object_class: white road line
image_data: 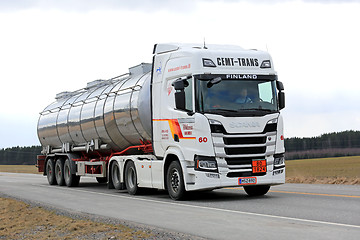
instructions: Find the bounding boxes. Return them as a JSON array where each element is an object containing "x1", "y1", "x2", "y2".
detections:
[{"x1": 36, "y1": 184, "x2": 360, "y2": 229}]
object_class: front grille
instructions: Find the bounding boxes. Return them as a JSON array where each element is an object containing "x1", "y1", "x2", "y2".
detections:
[
  {"x1": 225, "y1": 146, "x2": 266, "y2": 155},
  {"x1": 225, "y1": 157, "x2": 252, "y2": 166},
  {"x1": 224, "y1": 136, "x2": 266, "y2": 145},
  {"x1": 211, "y1": 122, "x2": 277, "y2": 178}
]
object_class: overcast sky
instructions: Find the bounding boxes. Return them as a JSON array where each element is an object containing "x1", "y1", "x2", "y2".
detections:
[{"x1": 1, "y1": 0, "x2": 360, "y2": 148}]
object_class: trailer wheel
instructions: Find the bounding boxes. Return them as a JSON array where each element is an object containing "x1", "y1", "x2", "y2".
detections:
[
  {"x1": 111, "y1": 161, "x2": 122, "y2": 190},
  {"x1": 55, "y1": 159, "x2": 65, "y2": 186},
  {"x1": 243, "y1": 185, "x2": 270, "y2": 197},
  {"x1": 167, "y1": 161, "x2": 186, "y2": 200},
  {"x1": 125, "y1": 161, "x2": 139, "y2": 195},
  {"x1": 46, "y1": 159, "x2": 56, "y2": 185},
  {"x1": 64, "y1": 159, "x2": 80, "y2": 187}
]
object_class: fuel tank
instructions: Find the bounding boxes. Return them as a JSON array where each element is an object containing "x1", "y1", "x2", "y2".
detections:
[{"x1": 37, "y1": 63, "x2": 152, "y2": 152}]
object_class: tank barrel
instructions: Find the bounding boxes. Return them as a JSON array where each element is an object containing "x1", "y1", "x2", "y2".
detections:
[{"x1": 37, "y1": 63, "x2": 152, "y2": 152}]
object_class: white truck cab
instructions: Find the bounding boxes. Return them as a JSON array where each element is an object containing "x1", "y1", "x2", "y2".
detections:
[{"x1": 151, "y1": 43, "x2": 285, "y2": 199}]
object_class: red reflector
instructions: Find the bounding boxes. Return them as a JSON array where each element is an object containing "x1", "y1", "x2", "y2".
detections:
[{"x1": 280, "y1": 135, "x2": 284, "y2": 140}]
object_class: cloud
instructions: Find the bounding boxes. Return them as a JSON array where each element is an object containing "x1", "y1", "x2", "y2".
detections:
[
  {"x1": 0, "y1": 0, "x2": 359, "y2": 13},
  {"x1": 0, "y1": 0, "x2": 196, "y2": 12}
]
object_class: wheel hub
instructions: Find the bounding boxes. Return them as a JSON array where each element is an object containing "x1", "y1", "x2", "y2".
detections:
[{"x1": 170, "y1": 169, "x2": 180, "y2": 192}]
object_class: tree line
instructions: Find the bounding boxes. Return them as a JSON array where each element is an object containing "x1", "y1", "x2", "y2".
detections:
[
  {"x1": 0, "y1": 146, "x2": 42, "y2": 165},
  {"x1": 1, "y1": 130, "x2": 360, "y2": 164},
  {"x1": 285, "y1": 130, "x2": 360, "y2": 160}
]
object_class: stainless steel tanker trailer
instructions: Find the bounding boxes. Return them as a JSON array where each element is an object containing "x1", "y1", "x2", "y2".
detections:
[{"x1": 37, "y1": 43, "x2": 286, "y2": 200}]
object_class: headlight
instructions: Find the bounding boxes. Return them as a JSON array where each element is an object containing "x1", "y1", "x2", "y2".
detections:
[
  {"x1": 209, "y1": 119, "x2": 226, "y2": 134},
  {"x1": 195, "y1": 155, "x2": 218, "y2": 172},
  {"x1": 274, "y1": 154, "x2": 285, "y2": 169}
]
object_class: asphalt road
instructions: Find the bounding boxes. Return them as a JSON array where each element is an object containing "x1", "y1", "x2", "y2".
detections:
[{"x1": 1, "y1": 172, "x2": 359, "y2": 240}]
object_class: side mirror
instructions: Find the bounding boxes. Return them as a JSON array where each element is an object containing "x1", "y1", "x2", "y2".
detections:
[
  {"x1": 172, "y1": 76, "x2": 190, "y2": 90},
  {"x1": 172, "y1": 77, "x2": 190, "y2": 111},
  {"x1": 278, "y1": 91, "x2": 285, "y2": 110},
  {"x1": 276, "y1": 81, "x2": 284, "y2": 91},
  {"x1": 175, "y1": 91, "x2": 186, "y2": 110}
]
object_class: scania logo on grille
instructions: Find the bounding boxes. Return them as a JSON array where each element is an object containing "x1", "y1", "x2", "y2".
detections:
[{"x1": 229, "y1": 122, "x2": 260, "y2": 128}]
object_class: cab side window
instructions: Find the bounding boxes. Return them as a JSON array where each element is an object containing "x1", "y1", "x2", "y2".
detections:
[{"x1": 184, "y1": 79, "x2": 193, "y2": 111}]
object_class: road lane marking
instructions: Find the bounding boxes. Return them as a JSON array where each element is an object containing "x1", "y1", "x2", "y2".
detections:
[
  {"x1": 226, "y1": 187, "x2": 360, "y2": 198},
  {"x1": 36, "y1": 184, "x2": 360, "y2": 229},
  {"x1": 269, "y1": 190, "x2": 360, "y2": 198}
]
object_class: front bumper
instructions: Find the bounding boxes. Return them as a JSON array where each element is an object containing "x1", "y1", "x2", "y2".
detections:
[{"x1": 185, "y1": 165, "x2": 285, "y2": 191}]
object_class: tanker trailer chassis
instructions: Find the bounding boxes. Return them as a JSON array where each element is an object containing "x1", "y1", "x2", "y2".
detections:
[{"x1": 37, "y1": 140, "x2": 153, "y2": 188}]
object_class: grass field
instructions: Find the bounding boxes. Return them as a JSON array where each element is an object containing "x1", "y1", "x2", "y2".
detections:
[
  {"x1": 0, "y1": 165, "x2": 40, "y2": 174},
  {"x1": 285, "y1": 156, "x2": 360, "y2": 184}
]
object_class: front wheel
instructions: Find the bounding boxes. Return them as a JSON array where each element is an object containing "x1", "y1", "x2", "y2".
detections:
[
  {"x1": 243, "y1": 185, "x2": 270, "y2": 196},
  {"x1": 167, "y1": 161, "x2": 186, "y2": 200}
]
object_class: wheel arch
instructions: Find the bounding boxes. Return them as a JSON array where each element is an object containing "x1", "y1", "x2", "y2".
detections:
[
  {"x1": 163, "y1": 147, "x2": 186, "y2": 190},
  {"x1": 44, "y1": 153, "x2": 80, "y2": 175},
  {"x1": 59, "y1": 153, "x2": 79, "y2": 174},
  {"x1": 163, "y1": 154, "x2": 179, "y2": 190}
]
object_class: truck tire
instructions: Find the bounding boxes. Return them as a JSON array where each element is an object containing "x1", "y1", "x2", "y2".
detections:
[
  {"x1": 243, "y1": 185, "x2": 270, "y2": 196},
  {"x1": 64, "y1": 159, "x2": 80, "y2": 187},
  {"x1": 125, "y1": 161, "x2": 139, "y2": 195},
  {"x1": 167, "y1": 161, "x2": 186, "y2": 200},
  {"x1": 55, "y1": 159, "x2": 65, "y2": 186},
  {"x1": 111, "y1": 161, "x2": 122, "y2": 190},
  {"x1": 46, "y1": 159, "x2": 56, "y2": 185}
]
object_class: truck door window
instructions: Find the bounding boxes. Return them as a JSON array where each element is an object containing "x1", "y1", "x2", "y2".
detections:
[
  {"x1": 184, "y1": 78, "x2": 193, "y2": 111},
  {"x1": 258, "y1": 81, "x2": 273, "y2": 103}
]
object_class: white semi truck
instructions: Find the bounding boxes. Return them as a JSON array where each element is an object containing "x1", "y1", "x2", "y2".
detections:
[{"x1": 37, "y1": 43, "x2": 286, "y2": 200}]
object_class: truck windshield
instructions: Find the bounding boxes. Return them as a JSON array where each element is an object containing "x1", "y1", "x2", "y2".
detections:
[{"x1": 195, "y1": 76, "x2": 278, "y2": 116}]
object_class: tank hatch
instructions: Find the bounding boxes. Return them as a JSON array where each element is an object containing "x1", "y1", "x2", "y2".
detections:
[{"x1": 129, "y1": 63, "x2": 152, "y2": 76}]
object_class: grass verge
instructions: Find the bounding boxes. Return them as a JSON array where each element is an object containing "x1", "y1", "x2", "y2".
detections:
[
  {"x1": 0, "y1": 196, "x2": 152, "y2": 240},
  {"x1": 286, "y1": 156, "x2": 360, "y2": 184}
]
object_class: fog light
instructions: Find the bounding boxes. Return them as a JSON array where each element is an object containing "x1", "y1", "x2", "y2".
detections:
[
  {"x1": 274, "y1": 154, "x2": 285, "y2": 170},
  {"x1": 274, "y1": 157, "x2": 284, "y2": 166}
]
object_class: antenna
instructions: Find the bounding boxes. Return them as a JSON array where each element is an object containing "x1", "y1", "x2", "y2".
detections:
[{"x1": 203, "y1": 38, "x2": 208, "y2": 49}]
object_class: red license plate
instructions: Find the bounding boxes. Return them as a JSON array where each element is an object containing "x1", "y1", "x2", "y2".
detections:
[{"x1": 252, "y1": 159, "x2": 267, "y2": 173}]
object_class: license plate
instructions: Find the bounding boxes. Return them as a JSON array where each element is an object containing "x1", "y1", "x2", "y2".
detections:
[
  {"x1": 252, "y1": 159, "x2": 267, "y2": 173},
  {"x1": 238, "y1": 177, "x2": 257, "y2": 185}
]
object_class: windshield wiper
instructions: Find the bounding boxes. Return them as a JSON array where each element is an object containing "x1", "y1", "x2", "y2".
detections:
[{"x1": 240, "y1": 108, "x2": 275, "y2": 112}]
